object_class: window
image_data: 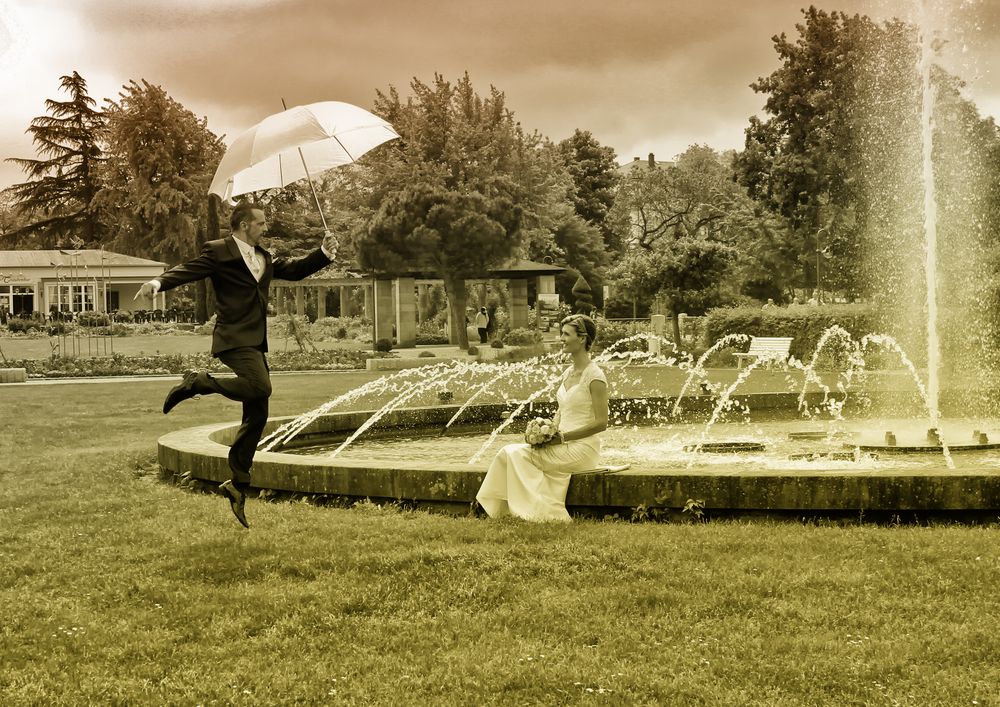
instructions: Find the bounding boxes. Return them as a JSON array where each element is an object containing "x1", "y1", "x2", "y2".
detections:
[
  {"x1": 46, "y1": 283, "x2": 95, "y2": 313},
  {"x1": 1, "y1": 284, "x2": 36, "y2": 316}
]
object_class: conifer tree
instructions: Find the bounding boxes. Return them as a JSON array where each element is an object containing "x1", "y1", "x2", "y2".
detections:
[{"x1": 3, "y1": 71, "x2": 106, "y2": 247}]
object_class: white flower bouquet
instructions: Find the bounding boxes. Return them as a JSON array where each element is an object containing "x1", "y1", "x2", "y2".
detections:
[{"x1": 524, "y1": 414, "x2": 561, "y2": 447}]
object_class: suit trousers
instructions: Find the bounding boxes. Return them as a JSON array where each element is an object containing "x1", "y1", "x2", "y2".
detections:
[{"x1": 202, "y1": 347, "x2": 272, "y2": 488}]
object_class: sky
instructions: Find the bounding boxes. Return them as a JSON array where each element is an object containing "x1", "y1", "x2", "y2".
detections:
[{"x1": 0, "y1": 0, "x2": 998, "y2": 192}]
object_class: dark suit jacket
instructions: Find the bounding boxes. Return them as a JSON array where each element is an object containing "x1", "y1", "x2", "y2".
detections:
[{"x1": 156, "y1": 236, "x2": 331, "y2": 355}]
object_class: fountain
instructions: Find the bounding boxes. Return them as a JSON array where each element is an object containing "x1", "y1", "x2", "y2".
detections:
[{"x1": 158, "y1": 1, "x2": 1000, "y2": 517}]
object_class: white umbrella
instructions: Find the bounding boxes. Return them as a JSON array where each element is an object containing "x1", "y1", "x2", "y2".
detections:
[{"x1": 208, "y1": 100, "x2": 399, "y2": 228}]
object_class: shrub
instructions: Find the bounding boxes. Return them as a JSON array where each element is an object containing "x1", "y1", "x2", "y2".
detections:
[
  {"x1": 92, "y1": 323, "x2": 131, "y2": 337},
  {"x1": 503, "y1": 327, "x2": 543, "y2": 347},
  {"x1": 375, "y1": 338, "x2": 393, "y2": 352},
  {"x1": 7, "y1": 317, "x2": 47, "y2": 334},
  {"x1": 490, "y1": 338, "x2": 504, "y2": 349},
  {"x1": 310, "y1": 316, "x2": 371, "y2": 343},
  {"x1": 415, "y1": 319, "x2": 448, "y2": 345},
  {"x1": 193, "y1": 315, "x2": 217, "y2": 336},
  {"x1": 418, "y1": 350, "x2": 436, "y2": 358},
  {"x1": 467, "y1": 345, "x2": 479, "y2": 356},
  {"x1": 76, "y1": 312, "x2": 111, "y2": 327},
  {"x1": 594, "y1": 319, "x2": 647, "y2": 354}
]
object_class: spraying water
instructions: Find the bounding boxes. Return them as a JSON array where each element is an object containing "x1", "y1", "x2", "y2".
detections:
[{"x1": 918, "y1": 0, "x2": 944, "y2": 435}]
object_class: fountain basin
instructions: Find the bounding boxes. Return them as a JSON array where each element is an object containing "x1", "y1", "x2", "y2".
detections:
[{"x1": 158, "y1": 402, "x2": 1000, "y2": 516}]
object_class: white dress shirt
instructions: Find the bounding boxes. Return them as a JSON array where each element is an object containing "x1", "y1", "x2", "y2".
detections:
[{"x1": 233, "y1": 236, "x2": 264, "y2": 281}]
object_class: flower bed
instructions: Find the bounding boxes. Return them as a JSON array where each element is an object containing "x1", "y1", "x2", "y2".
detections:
[{"x1": 8, "y1": 349, "x2": 381, "y2": 378}]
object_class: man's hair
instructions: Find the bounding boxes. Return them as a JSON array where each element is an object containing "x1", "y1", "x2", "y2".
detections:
[
  {"x1": 560, "y1": 314, "x2": 598, "y2": 351},
  {"x1": 230, "y1": 202, "x2": 260, "y2": 232}
]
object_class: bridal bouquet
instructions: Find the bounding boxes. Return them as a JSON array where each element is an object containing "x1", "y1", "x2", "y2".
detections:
[{"x1": 524, "y1": 414, "x2": 560, "y2": 447}]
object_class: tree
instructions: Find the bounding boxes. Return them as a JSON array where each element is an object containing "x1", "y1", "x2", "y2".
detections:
[
  {"x1": 734, "y1": 8, "x2": 918, "y2": 297},
  {"x1": 0, "y1": 191, "x2": 30, "y2": 243},
  {"x1": 96, "y1": 79, "x2": 223, "y2": 263},
  {"x1": 558, "y1": 129, "x2": 621, "y2": 256},
  {"x1": 361, "y1": 185, "x2": 521, "y2": 346},
  {"x1": 3, "y1": 71, "x2": 106, "y2": 247},
  {"x1": 544, "y1": 205, "x2": 608, "y2": 308},
  {"x1": 608, "y1": 239, "x2": 734, "y2": 344},
  {"x1": 571, "y1": 273, "x2": 595, "y2": 315},
  {"x1": 734, "y1": 3, "x2": 1000, "y2": 383},
  {"x1": 611, "y1": 145, "x2": 760, "y2": 252},
  {"x1": 353, "y1": 73, "x2": 552, "y2": 348},
  {"x1": 605, "y1": 145, "x2": 757, "y2": 334}
]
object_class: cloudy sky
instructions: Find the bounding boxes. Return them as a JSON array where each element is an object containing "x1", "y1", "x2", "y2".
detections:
[{"x1": 0, "y1": 0, "x2": 997, "y2": 191}]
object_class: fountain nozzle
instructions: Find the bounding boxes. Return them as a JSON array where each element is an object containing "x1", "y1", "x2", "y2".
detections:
[
  {"x1": 927, "y1": 428, "x2": 941, "y2": 446},
  {"x1": 884, "y1": 431, "x2": 896, "y2": 447}
]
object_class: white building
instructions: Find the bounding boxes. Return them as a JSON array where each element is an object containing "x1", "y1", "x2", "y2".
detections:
[{"x1": 0, "y1": 249, "x2": 167, "y2": 317}]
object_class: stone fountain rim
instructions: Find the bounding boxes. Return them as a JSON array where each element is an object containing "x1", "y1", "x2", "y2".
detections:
[{"x1": 157, "y1": 404, "x2": 1000, "y2": 513}]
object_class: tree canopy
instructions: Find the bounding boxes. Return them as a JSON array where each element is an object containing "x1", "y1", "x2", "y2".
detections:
[
  {"x1": 95, "y1": 79, "x2": 223, "y2": 262},
  {"x1": 3, "y1": 71, "x2": 106, "y2": 247},
  {"x1": 558, "y1": 129, "x2": 621, "y2": 257},
  {"x1": 353, "y1": 73, "x2": 553, "y2": 347}
]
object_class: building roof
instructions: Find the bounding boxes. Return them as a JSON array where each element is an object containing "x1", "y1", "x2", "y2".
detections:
[
  {"x1": 618, "y1": 154, "x2": 674, "y2": 177},
  {"x1": 0, "y1": 249, "x2": 167, "y2": 268}
]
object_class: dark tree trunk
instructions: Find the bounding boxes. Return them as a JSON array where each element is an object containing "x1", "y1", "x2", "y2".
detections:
[{"x1": 445, "y1": 276, "x2": 469, "y2": 349}]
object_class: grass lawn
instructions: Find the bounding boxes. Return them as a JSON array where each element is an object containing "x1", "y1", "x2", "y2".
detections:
[{"x1": 1, "y1": 375, "x2": 998, "y2": 705}]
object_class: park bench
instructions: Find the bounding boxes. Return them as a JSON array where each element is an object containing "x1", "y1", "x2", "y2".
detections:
[{"x1": 734, "y1": 336, "x2": 793, "y2": 369}]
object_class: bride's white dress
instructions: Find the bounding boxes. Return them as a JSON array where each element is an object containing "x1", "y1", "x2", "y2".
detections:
[{"x1": 476, "y1": 362, "x2": 606, "y2": 521}]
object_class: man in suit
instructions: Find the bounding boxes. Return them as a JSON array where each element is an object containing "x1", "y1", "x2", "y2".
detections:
[{"x1": 135, "y1": 202, "x2": 337, "y2": 528}]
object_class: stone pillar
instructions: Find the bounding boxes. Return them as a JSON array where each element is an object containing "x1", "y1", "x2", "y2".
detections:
[
  {"x1": 509, "y1": 278, "x2": 529, "y2": 330},
  {"x1": 294, "y1": 286, "x2": 305, "y2": 316},
  {"x1": 416, "y1": 284, "x2": 427, "y2": 324},
  {"x1": 363, "y1": 283, "x2": 373, "y2": 320},
  {"x1": 394, "y1": 277, "x2": 417, "y2": 348},
  {"x1": 317, "y1": 286, "x2": 327, "y2": 319},
  {"x1": 340, "y1": 286, "x2": 353, "y2": 317},
  {"x1": 374, "y1": 279, "x2": 394, "y2": 342},
  {"x1": 650, "y1": 314, "x2": 666, "y2": 356}
]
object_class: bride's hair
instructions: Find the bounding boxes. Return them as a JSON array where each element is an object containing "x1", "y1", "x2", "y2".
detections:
[{"x1": 561, "y1": 314, "x2": 597, "y2": 350}]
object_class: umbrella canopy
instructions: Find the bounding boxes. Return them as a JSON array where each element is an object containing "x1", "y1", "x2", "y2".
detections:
[{"x1": 208, "y1": 101, "x2": 399, "y2": 201}]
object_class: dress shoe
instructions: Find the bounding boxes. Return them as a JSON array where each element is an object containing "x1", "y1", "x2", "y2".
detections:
[
  {"x1": 219, "y1": 480, "x2": 249, "y2": 529},
  {"x1": 163, "y1": 370, "x2": 204, "y2": 414}
]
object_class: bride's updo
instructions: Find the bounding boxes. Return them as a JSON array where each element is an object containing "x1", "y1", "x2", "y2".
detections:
[{"x1": 561, "y1": 314, "x2": 597, "y2": 350}]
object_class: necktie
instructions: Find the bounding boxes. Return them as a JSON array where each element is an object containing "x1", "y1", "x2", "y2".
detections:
[{"x1": 248, "y1": 251, "x2": 261, "y2": 277}]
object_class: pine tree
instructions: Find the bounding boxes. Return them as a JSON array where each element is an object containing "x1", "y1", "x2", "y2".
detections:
[
  {"x1": 571, "y1": 274, "x2": 595, "y2": 315},
  {"x1": 3, "y1": 71, "x2": 106, "y2": 247}
]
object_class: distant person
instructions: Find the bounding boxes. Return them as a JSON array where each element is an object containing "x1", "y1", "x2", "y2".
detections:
[
  {"x1": 475, "y1": 306, "x2": 489, "y2": 344},
  {"x1": 808, "y1": 289, "x2": 820, "y2": 306},
  {"x1": 762, "y1": 298, "x2": 777, "y2": 310},
  {"x1": 134, "y1": 201, "x2": 336, "y2": 529}
]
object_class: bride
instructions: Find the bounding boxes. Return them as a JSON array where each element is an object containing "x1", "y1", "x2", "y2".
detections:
[{"x1": 476, "y1": 314, "x2": 608, "y2": 521}]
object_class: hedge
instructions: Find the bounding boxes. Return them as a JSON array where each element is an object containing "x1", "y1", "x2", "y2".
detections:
[{"x1": 702, "y1": 304, "x2": 882, "y2": 364}]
